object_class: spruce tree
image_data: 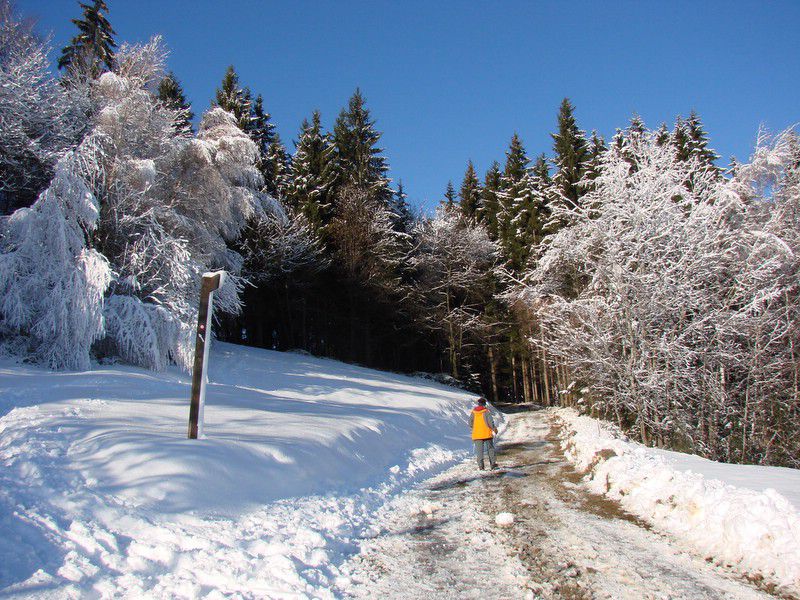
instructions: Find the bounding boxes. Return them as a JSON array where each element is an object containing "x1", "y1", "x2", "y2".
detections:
[
  {"x1": 333, "y1": 88, "x2": 392, "y2": 203},
  {"x1": 584, "y1": 131, "x2": 607, "y2": 193},
  {"x1": 215, "y1": 65, "x2": 251, "y2": 131},
  {"x1": 459, "y1": 160, "x2": 481, "y2": 221},
  {"x1": 551, "y1": 98, "x2": 590, "y2": 210},
  {"x1": 672, "y1": 117, "x2": 691, "y2": 162},
  {"x1": 388, "y1": 179, "x2": 413, "y2": 233},
  {"x1": 58, "y1": 0, "x2": 116, "y2": 79},
  {"x1": 287, "y1": 110, "x2": 337, "y2": 229},
  {"x1": 158, "y1": 72, "x2": 194, "y2": 136},
  {"x1": 265, "y1": 133, "x2": 291, "y2": 198},
  {"x1": 655, "y1": 123, "x2": 670, "y2": 146},
  {"x1": 498, "y1": 134, "x2": 543, "y2": 272},
  {"x1": 443, "y1": 180, "x2": 456, "y2": 210},
  {"x1": 478, "y1": 162, "x2": 502, "y2": 240},
  {"x1": 685, "y1": 111, "x2": 720, "y2": 175},
  {"x1": 249, "y1": 94, "x2": 276, "y2": 158}
]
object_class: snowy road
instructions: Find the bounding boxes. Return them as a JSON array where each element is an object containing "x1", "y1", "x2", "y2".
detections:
[{"x1": 339, "y1": 410, "x2": 774, "y2": 600}]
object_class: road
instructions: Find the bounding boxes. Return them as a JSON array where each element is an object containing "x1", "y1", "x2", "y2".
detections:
[{"x1": 339, "y1": 409, "x2": 774, "y2": 600}]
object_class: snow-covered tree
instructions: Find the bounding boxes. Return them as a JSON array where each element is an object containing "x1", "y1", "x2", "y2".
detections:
[
  {"x1": 85, "y1": 40, "x2": 263, "y2": 370},
  {"x1": 0, "y1": 1, "x2": 87, "y2": 212},
  {"x1": 516, "y1": 123, "x2": 800, "y2": 466},
  {"x1": 287, "y1": 110, "x2": 337, "y2": 231},
  {"x1": 0, "y1": 150, "x2": 111, "y2": 370},
  {"x1": 239, "y1": 207, "x2": 327, "y2": 284},
  {"x1": 411, "y1": 207, "x2": 498, "y2": 378},
  {"x1": 551, "y1": 97, "x2": 589, "y2": 211}
]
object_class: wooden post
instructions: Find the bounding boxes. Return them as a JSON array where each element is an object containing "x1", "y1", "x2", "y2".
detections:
[{"x1": 188, "y1": 271, "x2": 225, "y2": 439}]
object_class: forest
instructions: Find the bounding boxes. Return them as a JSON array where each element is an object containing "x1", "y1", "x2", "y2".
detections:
[{"x1": 1, "y1": 0, "x2": 799, "y2": 468}]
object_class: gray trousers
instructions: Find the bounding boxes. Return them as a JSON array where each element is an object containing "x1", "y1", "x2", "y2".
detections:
[{"x1": 474, "y1": 438, "x2": 496, "y2": 469}]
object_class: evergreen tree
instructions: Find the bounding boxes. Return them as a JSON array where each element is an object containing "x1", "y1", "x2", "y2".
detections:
[
  {"x1": 389, "y1": 179, "x2": 413, "y2": 232},
  {"x1": 531, "y1": 153, "x2": 550, "y2": 181},
  {"x1": 685, "y1": 111, "x2": 720, "y2": 175},
  {"x1": 265, "y1": 133, "x2": 291, "y2": 198},
  {"x1": 248, "y1": 94, "x2": 276, "y2": 158},
  {"x1": 332, "y1": 88, "x2": 392, "y2": 203},
  {"x1": 672, "y1": 117, "x2": 691, "y2": 162},
  {"x1": 214, "y1": 65, "x2": 251, "y2": 131},
  {"x1": 443, "y1": 180, "x2": 456, "y2": 209},
  {"x1": 655, "y1": 123, "x2": 671, "y2": 146},
  {"x1": 551, "y1": 97, "x2": 590, "y2": 210},
  {"x1": 498, "y1": 134, "x2": 543, "y2": 271},
  {"x1": 287, "y1": 110, "x2": 337, "y2": 229},
  {"x1": 478, "y1": 162, "x2": 502, "y2": 240},
  {"x1": 627, "y1": 115, "x2": 646, "y2": 139},
  {"x1": 58, "y1": 0, "x2": 116, "y2": 79},
  {"x1": 584, "y1": 131, "x2": 607, "y2": 185},
  {"x1": 459, "y1": 160, "x2": 481, "y2": 221},
  {"x1": 158, "y1": 72, "x2": 194, "y2": 136}
]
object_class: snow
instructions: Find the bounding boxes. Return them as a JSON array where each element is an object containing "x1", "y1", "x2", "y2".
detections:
[
  {"x1": 0, "y1": 342, "x2": 479, "y2": 597},
  {"x1": 495, "y1": 512, "x2": 514, "y2": 526},
  {"x1": 553, "y1": 407, "x2": 800, "y2": 597}
]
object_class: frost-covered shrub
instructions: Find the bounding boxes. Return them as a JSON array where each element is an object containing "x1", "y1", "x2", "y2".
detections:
[{"x1": 0, "y1": 152, "x2": 111, "y2": 369}]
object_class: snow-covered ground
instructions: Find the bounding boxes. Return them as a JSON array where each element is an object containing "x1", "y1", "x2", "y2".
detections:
[
  {"x1": 0, "y1": 342, "x2": 477, "y2": 598},
  {"x1": 3, "y1": 343, "x2": 798, "y2": 599},
  {"x1": 554, "y1": 407, "x2": 800, "y2": 597}
]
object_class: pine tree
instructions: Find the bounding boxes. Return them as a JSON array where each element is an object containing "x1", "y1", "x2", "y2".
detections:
[
  {"x1": 158, "y1": 72, "x2": 194, "y2": 136},
  {"x1": 333, "y1": 88, "x2": 392, "y2": 203},
  {"x1": 443, "y1": 180, "x2": 456, "y2": 210},
  {"x1": 215, "y1": 65, "x2": 251, "y2": 131},
  {"x1": 287, "y1": 110, "x2": 337, "y2": 229},
  {"x1": 551, "y1": 98, "x2": 590, "y2": 210},
  {"x1": 478, "y1": 162, "x2": 502, "y2": 240},
  {"x1": 459, "y1": 160, "x2": 481, "y2": 221},
  {"x1": 58, "y1": 0, "x2": 116, "y2": 79}
]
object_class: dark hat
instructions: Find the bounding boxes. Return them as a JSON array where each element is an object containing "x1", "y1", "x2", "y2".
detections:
[{"x1": 477, "y1": 396, "x2": 487, "y2": 405}]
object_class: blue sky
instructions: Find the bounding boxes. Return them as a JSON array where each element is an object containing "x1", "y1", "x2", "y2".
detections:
[{"x1": 19, "y1": 0, "x2": 800, "y2": 211}]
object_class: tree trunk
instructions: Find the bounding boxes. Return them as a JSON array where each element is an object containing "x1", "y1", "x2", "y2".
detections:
[
  {"x1": 511, "y1": 352, "x2": 518, "y2": 401},
  {"x1": 488, "y1": 345, "x2": 499, "y2": 403}
]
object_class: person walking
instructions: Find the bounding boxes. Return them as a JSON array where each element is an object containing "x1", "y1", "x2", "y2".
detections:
[{"x1": 470, "y1": 397, "x2": 498, "y2": 470}]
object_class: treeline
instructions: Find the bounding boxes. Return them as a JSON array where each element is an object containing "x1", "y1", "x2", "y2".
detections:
[{"x1": 1, "y1": 1, "x2": 799, "y2": 467}]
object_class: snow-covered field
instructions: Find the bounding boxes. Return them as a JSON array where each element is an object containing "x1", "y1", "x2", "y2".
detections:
[
  {"x1": 0, "y1": 342, "x2": 476, "y2": 598},
  {"x1": 554, "y1": 407, "x2": 800, "y2": 597}
]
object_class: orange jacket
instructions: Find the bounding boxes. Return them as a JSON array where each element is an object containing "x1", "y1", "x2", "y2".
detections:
[{"x1": 471, "y1": 406, "x2": 494, "y2": 440}]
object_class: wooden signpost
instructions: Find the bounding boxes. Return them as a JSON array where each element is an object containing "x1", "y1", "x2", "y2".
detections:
[{"x1": 188, "y1": 271, "x2": 226, "y2": 439}]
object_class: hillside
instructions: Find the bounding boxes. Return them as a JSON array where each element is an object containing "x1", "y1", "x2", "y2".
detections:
[{"x1": 0, "y1": 342, "x2": 475, "y2": 597}]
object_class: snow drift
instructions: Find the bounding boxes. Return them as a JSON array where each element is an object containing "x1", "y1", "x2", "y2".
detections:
[{"x1": 554, "y1": 407, "x2": 800, "y2": 596}]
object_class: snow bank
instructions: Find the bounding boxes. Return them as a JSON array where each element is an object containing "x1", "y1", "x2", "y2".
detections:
[
  {"x1": 0, "y1": 343, "x2": 476, "y2": 597},
  {"x1": 554, "y1": 407, "x2": 800, "y2": 596}
]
